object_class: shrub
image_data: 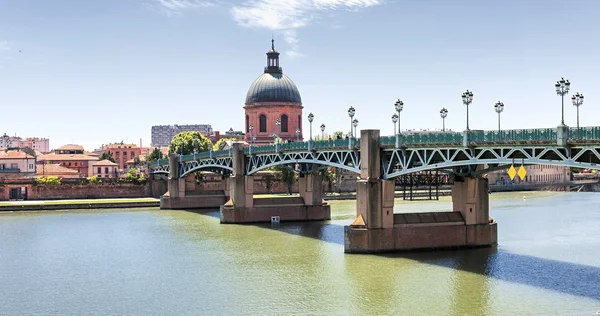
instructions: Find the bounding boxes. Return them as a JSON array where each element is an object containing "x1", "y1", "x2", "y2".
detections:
[
  {"x1": 35, "y1": 176, "x2": 62, "y2": 185},
  {"x1": 120, "y1": 169, "x2": 147, "y2": 185},
  {"x1": 87, "y1": 175, "x2": 102, "y2": 184}
]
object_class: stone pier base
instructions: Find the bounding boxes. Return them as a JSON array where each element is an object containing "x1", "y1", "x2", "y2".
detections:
[
  {"x1": 220, "y1": 197, "x2": 331, "y2": 224},
  {"x1": 344, "y1": 212, "x2": 497, "y2": 253},
  {"x1": 160, "y1": 193, "x2": 226, "y2": 210}
]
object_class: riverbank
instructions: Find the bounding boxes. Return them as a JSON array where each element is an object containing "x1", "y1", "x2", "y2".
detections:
[{"x1": 0, "y1": 198, "x2": 160, "y2": 212}]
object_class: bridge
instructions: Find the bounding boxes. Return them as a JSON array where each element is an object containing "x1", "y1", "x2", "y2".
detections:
[{"x1": 150, "y1": 126, "x2": 600, "y2": 253}]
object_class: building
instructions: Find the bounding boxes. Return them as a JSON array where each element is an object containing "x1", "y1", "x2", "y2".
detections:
[
  {"x1": 97, "y1": 143, "x2": 142, "y2": 171},
  {"x1": 244, "y1": 40, "x2": 303, "y2": 144},
  {"x1": 0, "y1": 149, "x2": 36, "y2": 178},
  {"x1": 488, "y1": 164, "x2": 571, "y2": 185},
  {"x1": 0, "y1": 134, "x2": 50, "y2": 153},
  {"x1": 151, "y1": 124, "x2": 213, "y2": 148},
  {"x1": 36, "y1": 163, "x2": 80, "y2": 179},
  {"x1": 92, "y1": 160, "x2": 119, "y2": 178},
  {"x1": 37, "y1": 144, "x2": 98, "y2": 177}
]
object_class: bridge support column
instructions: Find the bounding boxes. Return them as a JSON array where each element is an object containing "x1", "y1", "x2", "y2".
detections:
[
  {"x1": 160, "y1": 153, "x2": 228, "y2": 210},
  {"x1": 221, "y1": 143, "x2": 330, "y2": 224},
  {"x1": 345, "y1": 129, "x2": 497, "y2": 253}
]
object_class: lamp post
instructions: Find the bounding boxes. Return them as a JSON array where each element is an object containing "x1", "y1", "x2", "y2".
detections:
[
  {"x1": 494, "y1": 101, "x2": 504, "y2": 132},
  {"x1": 352, "y1": 118, "x2": 358, "y2": 139},
  {"x1": 392, "y1": 113, "x2": 398, "y2": 135},
  {"x1": 249, "y1": 124, "x2": 254, "y2": 145},
  {"x1": 307, "y1": 112, "x2": 314, "y2": 141},
  {"x1": 394, "y1": 99, "x2": 404, "y2": 147},
  {"x1": 461, "y1": 90, "x2": 474, "y2": 131},
  {"x1": 572, "y1": 92, "x2": 584, "y2": 130},
  {"x1": 440, "y1": 108, "x2": 448, "y2": 132},
  {"x1": 275, "y1": 118, "x2": 281, "y2": 140},
  {"x1": 320, "y1": 123, "x2": 326, "y2": 139},
  {"x1": 348, "y1": 106, "x2": 356, "y2": 149},
  {"x1": 295, "y1": 128, "x2": 301, "y2": 142},
  {"x1": 555, "y1": 77, "x2": 571, "y2": 126}
]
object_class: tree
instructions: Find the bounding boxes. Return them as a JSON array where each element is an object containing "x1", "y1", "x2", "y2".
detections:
[
  {"x1": 120, "y1": 169, "x2": 146, "y2": 184},
  {"x1": 332, "y1": 130, "x2": 344, "y2": 140},
  {"x1": 273, "y1": 165, "x2": 297, "y2": 195},
  {"x1": 87, "y1": 175, "x2": 102, "y2": 184},
  {"x1": 100, "y1": 151, "x2": 115, "y2": 163},
  {"x1": 212, "y1": 138, "x2": 237, "y2": 151},
  {"x1": 169, "y1": 131, "x2": 212, "y2": 155},
  {"x1": 147, "y1": 147, "x2": 163, "y2": 163}
]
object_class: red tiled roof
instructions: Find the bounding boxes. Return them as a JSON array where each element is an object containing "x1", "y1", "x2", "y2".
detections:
[
  {"x1": 38, "y1": 153, "x2": 99, "y2": 161},
  {"x1": 94, "y1": 159, "x2": 118, "y2": 166},
  {"x1": 35, "y1": 164, "x2": 79, "y2": 175},
  {"x1": 0, "y1": 150, "x2": 34, "y2": 159}
]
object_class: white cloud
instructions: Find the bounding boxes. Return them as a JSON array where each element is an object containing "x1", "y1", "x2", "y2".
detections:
[
  {"x1": 231, "y1": 0, "x2": 382, "y2": 57},
  {"x1": 0, "y1": 41, "x2": 9, "y2": 51},
  {"x1": 152, "y1": 0, "x2": 220, "y2": 15}
]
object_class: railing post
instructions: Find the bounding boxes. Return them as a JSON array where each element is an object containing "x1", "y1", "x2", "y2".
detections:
[
  {"x1": 210, "y1": 149, "x2": 214, "y2": 159},
  {"x1": 308, "y1": 139, "x2": 312, "y2": 151},
  {"x1": 463, "y1": 130, "x2": 471, "y2": 147},
  {"x1": 275, "y1": 142, "x2": 280, "y2": 153},
  {"x1": 557, "y1": 125, "x2": 569, "y2": 147}
]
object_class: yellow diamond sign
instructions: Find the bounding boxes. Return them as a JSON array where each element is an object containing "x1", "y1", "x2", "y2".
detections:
[
  {"x1": 508, "y1": 165, "x2": 517, "y2": 180},
  {"x1": 518, "y1": 165, "x2": 527, "y2": 181}
]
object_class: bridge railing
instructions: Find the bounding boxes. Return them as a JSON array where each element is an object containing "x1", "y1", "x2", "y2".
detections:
[
  {"x1": 471, "y1": 128, "x2": 557, "y2": 143},
  {"x1": 569, "y1": 126, "x2": 600, "y2": 140}
]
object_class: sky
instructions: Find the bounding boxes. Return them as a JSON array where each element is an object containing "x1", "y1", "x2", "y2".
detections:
[{"x1": 1, "y1": 0, "x2": 599, "y2": 150}]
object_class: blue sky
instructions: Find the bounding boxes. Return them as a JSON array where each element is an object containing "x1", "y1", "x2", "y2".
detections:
[{"x1": 1, "y1": 0, "x2": 599, "y2": 150}]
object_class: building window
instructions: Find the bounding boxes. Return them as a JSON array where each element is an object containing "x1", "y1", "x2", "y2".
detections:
[
  {"x1": 131, "y1": 151, "x2": 135, "y2": 157},
  {"x1": 281, "y1": 115, "x2": 288, "y2": 133},
  {"x1": 116, "y1": 152, "x2": 120, "y2": 158},
  {"x1": 259, "y1": 114, "x2": 267, "y2": 133},
  {"x1": 98, "y1": 167, "x2": 102, "y2": 174},
  {"x1": 246, "y1": 115, "x2": 249, "y2": 133},
  {"x1": 298, "y1": 115, "x2": 301, "y2": 130},
  {"x1": 29, "y1": 164, "x2": 33, "y2": 169},
  {"x1": 105, "y1": 167, "x2": 109, "y2": 173}
]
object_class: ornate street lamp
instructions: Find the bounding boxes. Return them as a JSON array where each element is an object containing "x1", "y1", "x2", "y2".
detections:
[
  {"x1": 572, "y1": 92, "x2": 584, "y2": 129},
  {"x1": 249, "y1": 124, "x2": 254, "y2": 144},
  {"x1": 439, "y1": 108, "x2": 448, "y2": 132},
  {"x1": 295, "y1": 127, "x2": 301, "y2": 142},
  {"x1": 394, "y1": 99, "x2": 404, "y2": 147},
  {"x1": 307, "y1": 112, "x2": 314, "y2": 141},
  {"x1": 352, "y1": 118, "x2": 359, "y2": 139},
  {"x1": 494, "y1": 101, "x2": 504, "y2": 132},
  {"x1": 555, "y1": 77, "x2": 571, "y2": 126},
  {"x1": 347, "y1": 106, "x2": 356, "y2": 149},
  {"x1": 320, "y1": 123, "x2": 326, "y2": 139},
  {"x1": 392, "y1": 113, "x2": 398, "y2": 135},
  {"x1": 461, "y1": 90, "x2": 474, "y2": 130}
]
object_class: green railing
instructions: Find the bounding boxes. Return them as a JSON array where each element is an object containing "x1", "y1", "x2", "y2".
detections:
[
  {"x1": 569, "y1": 126, "x2": 600, "y2": 140},
  {"x1": 471, "y1": 128, "x2": 557, "y2": 142},
  {"x1": 149, "y1": 126, "x2": 600, "y2": 167}
]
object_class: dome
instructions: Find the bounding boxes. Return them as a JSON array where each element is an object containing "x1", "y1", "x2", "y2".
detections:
[{"x1": 245, "y1": 72, "x2": 302, "y2": 104}]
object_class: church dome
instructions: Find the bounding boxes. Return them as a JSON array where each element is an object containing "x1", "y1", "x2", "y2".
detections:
[
  {"x1": 245, "y1": 39, "x2": 302, "y2": 104},
  {"x1": 245, "y1": 73, "x2": 302, "y2": 104}
]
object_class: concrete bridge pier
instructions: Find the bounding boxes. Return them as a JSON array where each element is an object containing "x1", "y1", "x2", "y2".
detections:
[
  {"x1": 160, "y1": 154, "x2": 228, "y2": 210},
  {"x1": 220, "y1": 142, "x2": 330, "y2": 224},
  {"x1": 344, "y1": 130, "x2": 497, "y2": 253}
]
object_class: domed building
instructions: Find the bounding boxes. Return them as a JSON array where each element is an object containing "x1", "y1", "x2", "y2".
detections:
[{"x1": 244, "y1": 40, "x2": 303, "y2": 144}]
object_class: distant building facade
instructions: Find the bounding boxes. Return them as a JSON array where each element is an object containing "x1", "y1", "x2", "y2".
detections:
[
  {"x1": 488, "y1": 164, "x2": 571, "y2": 185},
  {"x1": 37, "y1": 145, "x2": 98, "y2": 177},
  {"x1": 151, "y1": 124, "x2": 213, "y2": 148},
  {"x1": 92, "y1": 160, "x2": 119, "y2": 178},
  {"x1": 0, "y1": 134, "x2": 50, "y2": 153},
  {"x1": 97, "y1": 143, "x2": 142, "y2": 171},
  {"x1": 0, "y1": 149, "x2": 36, "y2": 178}
]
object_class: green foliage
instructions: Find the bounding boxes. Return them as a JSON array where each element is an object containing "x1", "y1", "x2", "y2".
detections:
[
  {"x1": 318, "y1": 166, "x2": 336, "y2": 183},
  {"x1": 100, "y1": 151, "x2": 115, "y2": 163},
  {"x1": 87, "y1": 175, "x2": 103, "y2": 184},
  {"x1": 120, "y1": 169, "x2": 146, "y2": 185},
  {"x1": 169, "y1": 131, "x2": 212, "y2": 155},
  {"x1": 332, "y1": 130, "x2": 344, "y2": 139},
  {"x1": 213, "y1": 138, "x2": 237, "y2": 151},
  {"x1": 273, "y1": 165, "x2": 297, "y2": 190},
  {"x1": 36, "y1": 176, "x2": 62, "y2": 185},
  {"x1": 147, "y1": 147, "x2": 163, "y2": 163}
]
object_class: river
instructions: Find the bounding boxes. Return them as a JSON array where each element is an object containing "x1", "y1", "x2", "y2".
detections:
[{"x1": 0, "y1": 192, "x2": 598, "y2": 315}]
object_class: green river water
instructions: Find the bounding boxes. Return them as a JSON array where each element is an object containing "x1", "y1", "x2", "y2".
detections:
[{"x1": 0, "y1": 192, "x2": 599, "y2": 315}]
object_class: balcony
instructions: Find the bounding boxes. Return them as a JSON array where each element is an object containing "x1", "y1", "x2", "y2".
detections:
[{"x1": 0, "y1": 168, "x2": 21, "y2": 173}]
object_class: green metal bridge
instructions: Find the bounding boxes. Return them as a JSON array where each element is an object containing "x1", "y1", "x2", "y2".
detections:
[{"x1": 149, "y1": 126, "x2": 600, "y2": 179}]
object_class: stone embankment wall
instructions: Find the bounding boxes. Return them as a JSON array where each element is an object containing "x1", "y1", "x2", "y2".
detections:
[{"x1": 0, "y1": 181, "x2": 168, "y2": 201}]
